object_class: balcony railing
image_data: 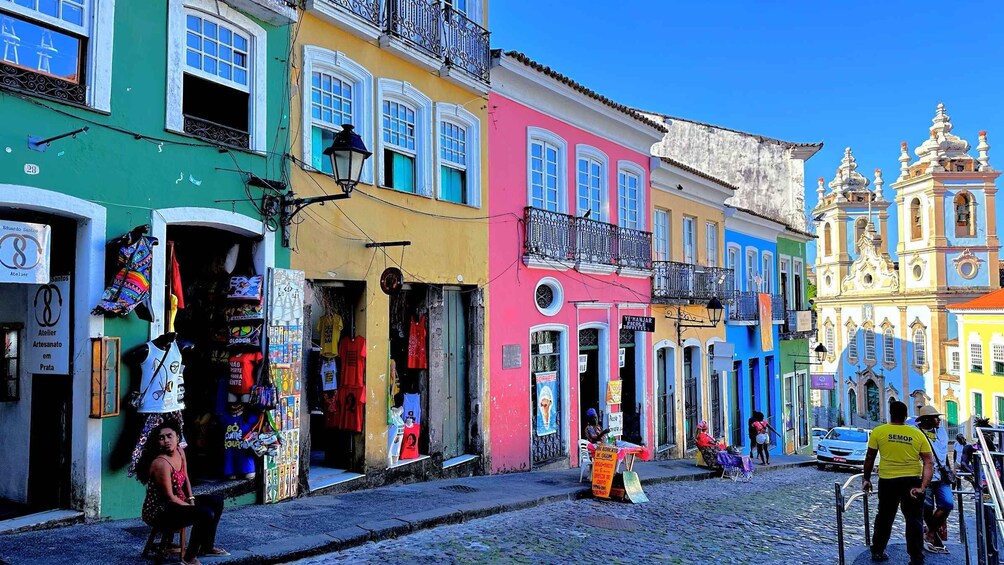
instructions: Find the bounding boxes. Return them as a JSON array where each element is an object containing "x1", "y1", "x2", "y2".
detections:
[
  {"x1": 524, "y1": 207, "x2": 653, "y2": 270},
  {"x1": 727, "y1": 292, "x2": 785, "y2": 323},
  {"x1": 772, "y1": 294, "x2": 785, "y2": 322},
  {"x1": 319, "y1": 0, "x2": 490, "y2": 85},
  {"x1": 780, "y1": 309, "x2": 817, "y2": 340},
  {"x1": 651, "y1": 262, "x2": 735, "y2": 303}
]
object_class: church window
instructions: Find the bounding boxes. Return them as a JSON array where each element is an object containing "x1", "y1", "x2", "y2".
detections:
[
  {"x1": 846, "y1": 325, "x2": 858, "y2": 363},
  {"x1": 883, "y1": 327, "x2": 895, "y2": 364},
  {"x1": 913, "y1": 327, "x2": 927, "y2": 368},
  {"x1": 823, "y1": 223, "x2": 832, "y2": 256},
  {"x1": 864, "y1": 327, "x2": 876, "y2": 361},
  {"x1": 954, "y1": 192, "x2": 976, "y2": 238},
  {"x1": 910, "y1": 198, "x2": 922, "y2": 240},
  {"x1": 825, "y1": 324, "x2": 835, "y2": 360}
]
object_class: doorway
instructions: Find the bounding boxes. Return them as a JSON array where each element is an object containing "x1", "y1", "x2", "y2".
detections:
[
  {"x1": 441, "y1": 288, "x2": 468, "y2": 460},
  {"x1": 683, "y1": 345, "x2": 700, "y2": 449},
  {"x1": 530, "y1": 329, "x2": 564, "y2": 468},
  {"x1": 655, "y1": 346, "x2": 676, "y2": 450},
  {"x1": 578, "y1": 328, "x2": 601, "y2": 425},
  {"x1": 730, "y1": 360, "x2": 742, "y2": 447},
  {"x1": 619, "y1": 328, "x2": 641, "y2": 445},
  {"x1": 797, "y1": 373, "x2": 808, "y2": 448},
  {"x1": 708, "y1": 343, "x2": 723, "y2": 439}
]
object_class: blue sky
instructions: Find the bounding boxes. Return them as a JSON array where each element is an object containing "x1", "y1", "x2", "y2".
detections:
[{"x1": 490, "y1": 1, "x2": 1004, "y2": 262}]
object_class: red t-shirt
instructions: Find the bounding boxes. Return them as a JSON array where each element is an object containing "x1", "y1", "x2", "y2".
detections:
[
  {"x1": 400, "y1": 423, "x2": 421, "y2": 460},
  {"x1": 338, "y1": 336, "x2": 367, "y2": 388},
  {"x1": 322, "y1": 391, "x2": 339, "y2": 430},
  {"x1": 407, "y1": 315, "x2": 427, "y2": 369},
  {"x1": 229, "y1": 351, "x2": 262, "y2": 395},
  {"x1": 339, "y1": 385, "x2": 366, "y2": 433}
]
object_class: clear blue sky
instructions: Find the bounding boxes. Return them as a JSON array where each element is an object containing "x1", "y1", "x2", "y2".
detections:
[{"x1": 490, "y1": 1, "x2": 1004, "y2": 262}]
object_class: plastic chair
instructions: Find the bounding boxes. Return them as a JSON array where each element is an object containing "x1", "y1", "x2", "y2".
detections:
[{"x1": 578, "y1": 440, "x2": 593, "y2": 482}]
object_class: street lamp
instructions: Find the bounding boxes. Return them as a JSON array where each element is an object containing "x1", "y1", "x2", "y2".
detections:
[
  {"x1": 813, "y1": 342, "x2": 827, "y2": 364},
  {"x1": 794, "y1": 343, "x2": 828, "y2": 370},
  {"x1": 672, "y1": 296, "x2": 725, "y2": 344},
  {"x1": 323, "y1": 124, "x2": 371, "y2": 194},
  {"x1": 279, "y1": 123, "x2": 371, "y2": 247}
]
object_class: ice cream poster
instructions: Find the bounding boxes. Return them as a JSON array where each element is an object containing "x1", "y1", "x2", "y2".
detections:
[{"x1": 535, "y1": 371, "x2": 558, "y2": 436}]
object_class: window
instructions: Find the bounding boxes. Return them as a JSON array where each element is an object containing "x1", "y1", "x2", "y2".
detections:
[
  {"x1": 997, "y1": 396, "x2": 1004, "y2": 426},
  {"x1": 883, "y1": 327, "x2": 895, "y2": 364},
  {"x1": 793, "y1": 259, "x2": 803, "y2": 310},
  {"x1": 301, "y1": 47, "x2": 374, "y2": 183},
  {"x1": 994, "y1": 343, "x2": 1004, "y2": 375},
  {"x1": 761, "y1": 253, "x2": 772, "y2": 293},
  {"x1": 0, "y1": 0, "x2": 113, "y2": 110},
  {"x1": 745, "y1": 249, "x2": 757, "y2": 291},
  {"x1": 780, "y1": 259, "x2": 790, "y2": 308},
  {"x1": 576, "y1": 146, "x2": 606, "y2": 220},
  {"x1": 913, "y1": 327, "x2": 927, "y2": 367},
  {"x1": 377, "y1": 78, "x2": 433, "y2": 195},
  {"x1": 527, "y1": 128, "x2": 566, "y2": 212},
  {"x1": 864, "y1": 327, "x2": 876, "y2": 361},
  {"x1": 951, "y1": 349, "x2": 961, "y2": 374},
  {"x1": 971, "y1": 341, "x2": 984, "y2": 373},
  {"x1": 653, "y1": 209, "x2": 669, "y2": 261},
  {"x1": 955, "y1": 192, "x2": 976, "y2": 238},
  {"x1": 823, "y1": 223, "x2": 832, "y2": 256},
  {"x1": 728, "y1": 245, "x2": 739, "y2": 275},
  {"x1": 683, "y1": 217, "x2": 695, "y2": 264},
  {"x1": 705, "y1": 222, "x2": 718, "y2": 267},
  {"x1": 1, "y1": 325, "x2": 20, "y2": 402},
  {"x1": 617, "y1": 162, "x2": 644, "y2": 230},
  {"x1": 974, "y1": 392, "x2": 984, "y2": 418},
  {"x1": 910, "y1": 198, "x2": 922, "y2": 240},
  {"x1": 847, "y1": 325, "x2": 858, "y2": 363},
  {"x1": 435, "y1": 103, "x2": 481, "y2": 206},
  {"x1": 825, "y1": 324, "x2": 835, "y2": 360},
  {"x1": 167, "y1": 0, "x2": 266, "y2": 150}
]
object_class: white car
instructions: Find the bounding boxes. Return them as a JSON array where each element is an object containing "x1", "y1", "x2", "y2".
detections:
[
  {"x1": 816, "y1": 427, "x2": 878, "y2": 470},
  {"x1": 810, "y1": 427, "x2": 828, "y2": 454}
]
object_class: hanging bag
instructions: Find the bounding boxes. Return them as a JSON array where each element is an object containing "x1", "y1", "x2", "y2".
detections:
[
  {"x1": 920, "y1": 428, "x2": 958, "y2": 485},
  {"x1": 249, "y1": 357, "x2": 278, "y2": 411}
]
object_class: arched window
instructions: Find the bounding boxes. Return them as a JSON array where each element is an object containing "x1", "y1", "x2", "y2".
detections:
[
  {"x1": 865, "y1": 380, "x2": 880, "y2": 421},
  {"x1": 854, "y1": 217, "x2": 868, "y2": 253},
  {"x1": 910, "y1": 198, "x2": 922, "y2": 240},
  {"x1": 954, "y1": 192, "x2": 976, "y2": 238},
  {"x1": 883, "y1": 327, "x2": 895, "y2": 364},
  {"x1": 913, "y1": 327, "x2": 927, "y2": 368},
  {"x1": 846, "y1": 325, "x2": 858, "y2": 363},
  {"x1": 825, "y1": 324, "x2": 835, "y2": 359},
  {"x1": 823, "y1": 223, "x2": 832, "y2": 256},
  {"x1": 864, "y1": 327, "x2": 876, "y2": 361}
]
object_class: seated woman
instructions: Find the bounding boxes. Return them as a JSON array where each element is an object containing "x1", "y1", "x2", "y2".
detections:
[
  {"x1": 695, "y1": 421, "x2": 723, "y2": 470},
  {"x1": 583, "y1": 408, "x2": 609, "y2": 444},
  {"x1": 138, "y1": 422, "x2": 229, "y2": 565}
]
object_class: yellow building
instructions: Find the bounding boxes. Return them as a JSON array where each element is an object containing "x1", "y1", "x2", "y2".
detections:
[
  {"x1": 288, "y1": 1, "x2": 491, "y2": 489},
  {"x1": 649, "y1": 157, "x2": 734, "y2": 458},
  {"x1": 949, "y1": 288, "x2": 1004, "y2": 432}
]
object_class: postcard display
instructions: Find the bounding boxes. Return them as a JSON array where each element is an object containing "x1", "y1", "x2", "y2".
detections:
[{"x1": 263, "y1": 268, "x2": 305, "y2": 503}]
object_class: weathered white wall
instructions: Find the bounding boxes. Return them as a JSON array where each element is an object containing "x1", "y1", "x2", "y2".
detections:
[{"x1": 643, "y1": 114, "x2": 812, "y2": 231}]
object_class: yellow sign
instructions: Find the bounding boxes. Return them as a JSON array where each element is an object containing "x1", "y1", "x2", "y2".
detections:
[
  {"x1": 591, "y1": 445, "x2": 619, "y2": 498},
  {"x1": 606, "y1": 380, "x2": 622, "y2": 405}
]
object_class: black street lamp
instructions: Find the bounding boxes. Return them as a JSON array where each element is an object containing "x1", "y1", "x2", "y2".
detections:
[
  {"x1": 672, "y1": 296, "x2": 725, "y2": 344},
  {"x1": 794, "y1": 342, "x2": 829, "y2": 370},
  {"x1": 279, "y1": 124, "x2": 371, "y2": 247}
]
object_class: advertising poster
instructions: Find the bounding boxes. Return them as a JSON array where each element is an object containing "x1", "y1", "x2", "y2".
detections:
[
  {"x1": 606, "y1": 380, "x2": 622, "y2": 405},
  {"x1": 591, "y1": 445, "x2": 619, "y2": 498},
  {"x1": 608, "y1": 411, "x2": 623, "y2": 438},
  {"x1": 757, "y1": 293, "x2": 773, "y2": 351},
  {"x1": 535, "y1": 371, "x2": 558, "y2": 436}
]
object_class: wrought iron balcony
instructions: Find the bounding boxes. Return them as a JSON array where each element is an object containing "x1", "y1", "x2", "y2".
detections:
[
  {"x1": 651, "y1": 262, "x2": 735, "y2": 303},
  {"x1": 313, "y1": 0, "x2": 490, "y2": 85},
  {"x1": 183, "y1": 115, "x2": 250, "y2": 149},
  {"x1": 728, "y1": 291, "x2": 759, "y2": 323},
  {"x1": 523, "y1": 207, "x2": 653, "y2": 271},
  {"x1": 772, "y1": 294, "x2": 785, "y2": 322},
  {"x1": 780, "y1": 309, "x2": 817, "y2": 340}
]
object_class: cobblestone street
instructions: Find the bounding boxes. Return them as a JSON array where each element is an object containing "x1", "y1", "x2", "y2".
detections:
[{"x1": 291, "y1": 467, "x2": 965, "y2": 565}]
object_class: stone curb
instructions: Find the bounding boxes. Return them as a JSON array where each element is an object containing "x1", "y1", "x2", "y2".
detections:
[{"x1": 205, "y1": 460, "x2": 814, "y2": 565}]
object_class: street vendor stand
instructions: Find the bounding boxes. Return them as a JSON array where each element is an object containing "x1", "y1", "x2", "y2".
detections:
[{"x1": 589, "y1": 442, "x2": 651, "y2": 503}]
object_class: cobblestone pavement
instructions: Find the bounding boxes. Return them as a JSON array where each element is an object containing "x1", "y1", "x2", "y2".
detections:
[{"x1": 290, "y1": 467, "x2": 966, "y2": 565}]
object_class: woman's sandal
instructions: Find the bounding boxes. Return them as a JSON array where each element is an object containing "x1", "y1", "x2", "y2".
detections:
[{"x1": 199, "y1": 547, "x2": 231, "y2": 557}]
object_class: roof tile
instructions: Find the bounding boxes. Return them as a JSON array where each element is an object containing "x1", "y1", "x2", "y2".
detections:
[{"x1": 948, "y1": 288, "x2": 1004, "y2": 311}]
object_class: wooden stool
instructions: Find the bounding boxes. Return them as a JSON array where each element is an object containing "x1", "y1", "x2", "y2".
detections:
[{"x1": 142, "y1": 526, "x2": 187, "y2": 564}]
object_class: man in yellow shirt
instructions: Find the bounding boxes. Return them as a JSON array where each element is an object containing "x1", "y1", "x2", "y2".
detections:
[{"x1": 862, "y1": 401, "x2": 934, "y2": 565}]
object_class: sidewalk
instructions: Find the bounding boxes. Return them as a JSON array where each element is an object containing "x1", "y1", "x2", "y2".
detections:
[{"x1": 0, "y1": 454, "x2": 812, "y2": 565}]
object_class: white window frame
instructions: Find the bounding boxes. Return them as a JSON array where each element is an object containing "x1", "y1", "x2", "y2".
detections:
[
  {"x1": 883, "y1": 327, "x2": 896, "y2": 364},
  {"x1": 779, "y1": 257, "x2": 790, "y2": 306},
  {"x1": 863, "y1": 326, "x2": 876, "y2": 361},
  {"x1": 575, "y1": 145, "x2": 608, "y2": 221},
  {"x1": 526, "y1": 126, "x2": 567, "y2": 213},
  {"x1": 727, "y1": 243, "x2": 740, "y2": 278},
  {"x1": 761, "y1": 252, "x2": 773, "y2": 293},
  {"x1": 300, "y1": 46, "x2": 374, "y2": 184},
  {"x1": 616, "y1": 160, "x2": 646, "y2": 231},
  {"x1": 434, "y1": 102, "x2": 481, "y2": 207},
  {"x1": 950, "y1": 348, "x2": 960, "y2": 374},
  {"x1": 376, "y1": 78, "x2": 433, "y2": 196},
  {"x1": 167, "y1": 0, "x2": 266, "y2": 151},
  {"x1": 825, "y1": 324, "x2": 836, "y2": 359},
  {"x1": 653, "y1": 208, "x2": 670, "y2": 262},
  {"x1": 2, "y1": 0, "x2": 115, "y2": 111},
  {"x1": 683, "y1": 216, "x2": 696, "y2": 264},
  {"x1": 445, "y1": 0, "x2": 483, "y2": 25},
  {"x1": 705, "y1": 222, "x2": 718, "y2": 267},
  {"x1": 846, "y1": 324, "x2": 858, "y2": 363},
  {"x1": 994, "y1": 342, "x2": 1004, "y2": 376},
  {"x1": 913, "y1": 327, "x2": 927, "y2": 368},
  {"x1": 971, "y1": 340, "x2": 984, "y2": 373},
  {"x1": 745, "y1": 247, "x2": 757, "y2": 291},
  {"x1": 973, "y1": 390, "x2": 985, "y2": 418}
]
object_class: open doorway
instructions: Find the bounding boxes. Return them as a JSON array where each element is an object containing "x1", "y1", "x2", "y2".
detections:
[
  {"x1": 619, "y1": 328, "x2": 641, "y2": 444},
  {"x1": 578, "y1": 328, "x2": 601, "y2": 425},
  {"x1": 655, "y1": 346, "x2": 676, "y2": 452}
]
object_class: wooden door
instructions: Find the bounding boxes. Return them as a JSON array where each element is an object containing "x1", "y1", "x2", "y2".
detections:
[{"x1": 442, "y1": 289, "x2": 467, "y2": 459}]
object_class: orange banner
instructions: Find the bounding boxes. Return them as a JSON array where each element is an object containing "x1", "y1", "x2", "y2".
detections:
[
  {"x1": 591, "y1": 445, "x2": 619, "y2": 498},
  {"x1": 758, "y1": 293, "x2": 773, "y2": 351}
]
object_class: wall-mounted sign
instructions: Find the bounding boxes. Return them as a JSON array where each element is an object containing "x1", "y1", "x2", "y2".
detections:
[
  {"x1": 810, "y1": 374, "x2": 835, "y2": 390},
  {"x1": 711, "y1": 342, "x2": 735, "y2": 373},
  {"x1": 26, "y1": 275, "x2": 70, "y2": 374},
  {"x1": 578, "y1": 354, "x2": 588, "y2": 373},
  {"x1": 0, "y1": 221, "x2": 50, "y2": 284},
  {"x1": 796, "y1": 311, "x2": 813, "y2": 332},
  {"x1": 608, "y1": 411, "x2": 623, "y2": 437},
  {"x1": 535, "y1": 371, "x2": 558, "y2": 436},
  {"x1": 618, "y1": 348, "x2": 626, "y2": 368},
  {"x1": 621, "y1": 315, "x2": 655, "y2": 332},
  {"x1": 502, "y1": 344, "x2": 522, "y2": 369},
  {"x1": 537, "y1": 342, "x2": 553, "y2": 355},
  {"x1": 606, "y1": 380, "x2": 622, "y2": 405}
]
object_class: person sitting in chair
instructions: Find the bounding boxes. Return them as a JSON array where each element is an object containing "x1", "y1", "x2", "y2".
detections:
[
  {"x1": 696, "y1": 421, "x2": 722, "y2": 470},
  {"x1": 583, "y1": 408, "x2": 609, "y2": 444}
]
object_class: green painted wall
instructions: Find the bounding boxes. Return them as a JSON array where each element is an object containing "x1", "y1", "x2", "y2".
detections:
[
  {"x1": 0, "y1": 1, "x2": 290, "y2": 519},
  {"x1": 777, "y1": 235, "x2": 812, "y2": 452}
]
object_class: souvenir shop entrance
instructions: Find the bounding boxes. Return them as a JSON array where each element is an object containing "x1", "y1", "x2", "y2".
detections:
[
  {"x1": 0, "y1": 210, "x2": 77, "y2": 520},
  {"x1": 305, "y1": 281, "x2": 366, "y2": 486}
]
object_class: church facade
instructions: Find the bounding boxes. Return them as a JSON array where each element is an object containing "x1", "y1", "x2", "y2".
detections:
[{"x1": 813, "y1": 104, "x2": 1000, "y2": 425}]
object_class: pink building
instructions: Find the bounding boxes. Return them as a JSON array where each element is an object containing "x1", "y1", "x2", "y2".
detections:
[{"x1": 487, "y1": 51, "x2": 667, "y2": 473}]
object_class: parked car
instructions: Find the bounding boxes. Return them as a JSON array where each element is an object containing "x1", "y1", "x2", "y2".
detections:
[
  {"x1": 810, "y1": 427, "x2": 829, "y2": 454},
  {"x1": 816, "y1": 427, "x2": 878, "y2": 470}
]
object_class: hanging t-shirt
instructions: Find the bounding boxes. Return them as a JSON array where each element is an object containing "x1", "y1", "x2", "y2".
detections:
[
  {"x1": 321, "y1": 357, "x2": 338, "y2": 392},
  {"x1": 407, "y1": 315, "x2": 428, "y2": 370},
  {"x1": 400, "y1": 422, "x2": 421, "y2": 460},
  {"x1": 322, "y1": 391, "x2": 340, "y2": 430},
  {"x1": 318, "y1": 314, "x2": 343, "y2": 358},
  {"x1": 339, "y1": 385, "x2": 366, "y2": 433},
  {"x1": 403, "y1": 393, "x2": 422, "y2": 426},
  {"x1": 229, "y1": 351, "x2": 263, "y2": 395},
  {"x1": 220, "y1": 412, "x2": 255, "y2": 477},
  {"x1": 338, "y1": 336, "x2": 367, "y2": 388}
]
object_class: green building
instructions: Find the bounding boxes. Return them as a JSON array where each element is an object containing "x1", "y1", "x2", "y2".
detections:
[
  {"x1": 776, "y1": 229, "x2": 817, "y2": 454},
  {"x1": 0, "y1": 0, "x2": 294, "y2": 522}
]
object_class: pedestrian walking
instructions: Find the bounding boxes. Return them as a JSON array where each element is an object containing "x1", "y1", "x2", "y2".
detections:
[
  {"x1": 862, "y1": 401, "x2": 934, "y2": 565},
  {"x1": 753, "y1": 412, "x2": 779, "y2": 465},
  {"x1": 953, "y1": 433, "x2": 967, "y2": 469},
  {"x1": 914, "y1": 406, "x2": 954, "y2": 554}
]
